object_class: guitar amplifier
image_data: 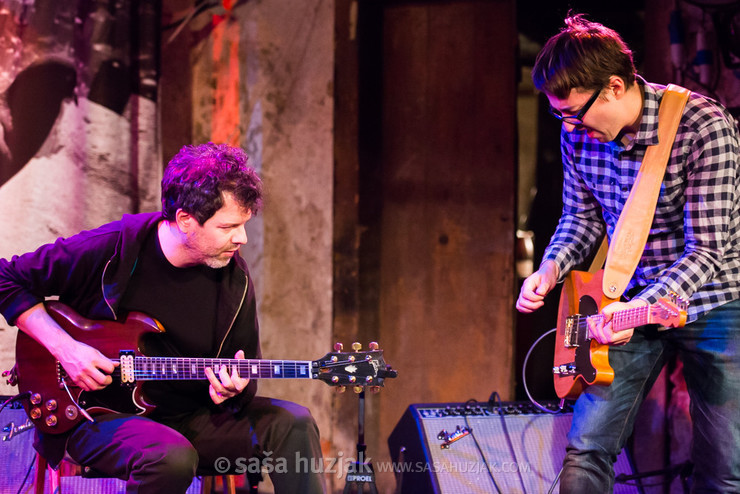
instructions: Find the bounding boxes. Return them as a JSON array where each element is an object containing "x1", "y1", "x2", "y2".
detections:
[
  {"x1": 0, "y1": 401, "x2": 37, "y2": 492},
  {"x1": 0, "y1": 398, "x2": 205, "y2": 493},
  {"x1": 388, "y1": 400, "x2": 639, "y2": 494}
]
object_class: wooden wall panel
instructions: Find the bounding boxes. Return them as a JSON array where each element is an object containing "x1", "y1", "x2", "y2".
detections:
[{"x1": 362, "y1": 1, "x2": 518, "y2": 491}]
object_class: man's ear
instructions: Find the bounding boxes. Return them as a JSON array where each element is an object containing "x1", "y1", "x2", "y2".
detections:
[
  {"x1": 608, "y1": 75, "x2": 627, "y2": 99},
  {"x1": 175, "y1": 209, "x2": 196, "y2": 233}
]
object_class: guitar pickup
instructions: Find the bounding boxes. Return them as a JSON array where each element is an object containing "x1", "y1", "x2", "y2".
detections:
[
  {"x1": 553, "y1": 363, "x2": 576, "y2": 376},
  {"x1": 119, "y1": 351, "x2": 135, "y2": 387},
  {"x1": 564, "y1": 315, "x2": 584, "y2": 347}
]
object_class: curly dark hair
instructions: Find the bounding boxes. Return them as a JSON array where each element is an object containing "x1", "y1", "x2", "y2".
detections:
[
  {"x1": 532, "y1": 14, "x2": 636, "y2": 98},
  {"x1": 161, "y1": 142, "x2": 263, "y2": 224}
]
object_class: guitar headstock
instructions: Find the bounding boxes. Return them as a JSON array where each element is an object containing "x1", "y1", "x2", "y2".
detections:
[
  {"x1": 651, "y1": 293, "x2": 689, "y2": 328},
  {"x1": 314, "y1": 342, "x2": 397, "y2": 392}
]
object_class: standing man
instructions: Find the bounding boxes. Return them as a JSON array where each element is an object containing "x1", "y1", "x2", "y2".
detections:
[
  {"x1": 0, "y1": 142, "x2": 326, "y2": 493},
  {"x1": 517, "y1": 14, "x2": 740, "y2": 493}
]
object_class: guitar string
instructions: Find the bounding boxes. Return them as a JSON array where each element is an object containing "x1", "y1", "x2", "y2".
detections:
[{"x1": 578, "y1": 305, "x2": 651, "y2": 334}]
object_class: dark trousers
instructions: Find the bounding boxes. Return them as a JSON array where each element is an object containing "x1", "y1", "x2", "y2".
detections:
[
  {"x1": 66, "y1": 396, "x2": 326, "y2": 494},
  {"x1": 560, "y1": 299, "x2": 740, "y2": 493}
]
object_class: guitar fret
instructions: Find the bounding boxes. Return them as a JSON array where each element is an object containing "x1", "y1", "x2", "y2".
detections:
[{"x1": 612, "y1": 306, "x2": 648, "y2": 332}]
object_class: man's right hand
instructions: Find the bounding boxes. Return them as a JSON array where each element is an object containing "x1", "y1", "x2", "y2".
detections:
[
  {"x1": 516, "y1": 260, "x2": 559, "y2": 313},
  {"x1": 16, "y1": 303, "x2": 116, "y2": 391},
  {"x1": 53, "y1": 339, "x2": 117, "y2": 391}
]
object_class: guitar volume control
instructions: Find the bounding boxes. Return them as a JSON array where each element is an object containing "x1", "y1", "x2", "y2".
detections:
[
  {"x1": 65, "y1": 406, "x2": 79, "y2": 420},
  {"x1": 45, "y1": 415, "x2": 58, "y2": 427},
  {"x1": 45, "y1": 399, "x2": 58, "y2": 411},
  {"x1": 552, "y1": 363, "x2": 577, "y2": 376},
  {"x1": 30, "y1": 393, "x2": 42, "y2": 405}
]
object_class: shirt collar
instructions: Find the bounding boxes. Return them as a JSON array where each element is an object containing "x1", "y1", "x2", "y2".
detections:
[{"x1": 631, "y1": 75, "x2": 661, "y2": 148}]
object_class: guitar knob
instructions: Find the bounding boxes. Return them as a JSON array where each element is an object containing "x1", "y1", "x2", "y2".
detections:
[
  {"x1": 334, "y1": 342, "x2": 344, "y2": 352},
  {"x1": 30, "y1": 407, "x2": 42, "y2": 420},
  {"x1": 368, "y1": 342, "x2": 379, "y2": 350},
  {"x1": 45, "y1": 415, "x2": 57, "y2": 427},
  {"x1": 45, "y1": 399, "x2": 58, "y2": 411},
  {"x1": 30, "y1": 393, "x2": 42, "y2": 405},
  {"x1": 65, "y1": 406, "x2": 79, "y2": 420}
]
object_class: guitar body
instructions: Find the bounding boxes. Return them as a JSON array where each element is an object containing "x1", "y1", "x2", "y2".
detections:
[
  {"x1": 554, "y1": 270, "x2": 615, "y2": 400},
  {"x1": 15, "y1": 301, "x2": 162, "y2": 434}
]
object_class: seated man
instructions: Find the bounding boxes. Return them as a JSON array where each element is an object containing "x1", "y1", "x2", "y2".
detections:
[{"x1": 0, "y1": 142, "x2": 326, "y2": 493}]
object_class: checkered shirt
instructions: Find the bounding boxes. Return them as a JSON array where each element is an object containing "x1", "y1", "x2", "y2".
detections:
[{"x1": 543, "y1": 77, "x2": 740, "y2": 323}]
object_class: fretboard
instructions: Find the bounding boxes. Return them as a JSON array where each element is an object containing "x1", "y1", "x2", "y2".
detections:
[
  {"x1": 589, "y1": 305, "x2": 650, "y2": 332},
  {"x1": 126, "y1": 357, "x2": 316, "y2": 381}
]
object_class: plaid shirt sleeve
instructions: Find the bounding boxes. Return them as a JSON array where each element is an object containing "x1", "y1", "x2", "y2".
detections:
[
  {"x1": 542, "y1": 130, "x2": 606, "y2": 282},
  {"x1": 634, "y1": 100, "x2": 740, "y2": 312}
]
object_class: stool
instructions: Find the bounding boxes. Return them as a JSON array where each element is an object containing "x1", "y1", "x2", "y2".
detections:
[{"x1": 34, "y1": 453, "x2": 240, "y2": 494}]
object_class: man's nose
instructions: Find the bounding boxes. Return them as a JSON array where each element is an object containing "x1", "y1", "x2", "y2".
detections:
[{"x1": 233, "y1": 225, "x2": 248, "y2": 245}]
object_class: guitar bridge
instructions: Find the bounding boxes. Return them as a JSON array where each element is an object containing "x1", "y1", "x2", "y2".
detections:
[
  {"x1": 564, "y1": 315, "x2": 581, "y2": 348},
  {"x1": 56, "y1": 362, "x2": 67, "y2": 389}
]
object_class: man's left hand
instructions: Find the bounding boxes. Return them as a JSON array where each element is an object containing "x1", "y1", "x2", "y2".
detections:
[
  {"x1": 587, "y1": 299, "x2": 649, "y2": 346},
  {"x1": 206, "y1": 349, "x2": 250, "y2": 405}
]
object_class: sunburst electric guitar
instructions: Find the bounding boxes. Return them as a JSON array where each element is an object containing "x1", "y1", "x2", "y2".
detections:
[
  {"x1": 552, "y1": 269, "x2": 688, "y2": 400},
  {"x1": 15, "y1": 301, "x2": 397, "y2": 435}
]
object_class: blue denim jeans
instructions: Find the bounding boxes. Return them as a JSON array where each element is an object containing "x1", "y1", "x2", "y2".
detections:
[{"x1": 560, "y1": 298, "x2": 740, "y2": 493}]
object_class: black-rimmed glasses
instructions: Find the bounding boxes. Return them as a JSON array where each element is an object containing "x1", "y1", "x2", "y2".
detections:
[{"x1": 549, "y1": 89, "x2": 601, "y2": 125}]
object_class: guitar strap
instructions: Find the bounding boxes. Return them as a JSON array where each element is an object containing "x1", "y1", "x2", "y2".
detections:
[{"x1": 601, "y1": 84, "x2": 690, "y2": 299}]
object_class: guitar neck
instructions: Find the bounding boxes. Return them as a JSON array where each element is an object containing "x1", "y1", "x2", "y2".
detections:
[
  {"x1": 125, "y1": 357, "x2": 316, "y2": 381},
  {"x1": 598, "y1": 305, "x2": 650, "y2": 332}
]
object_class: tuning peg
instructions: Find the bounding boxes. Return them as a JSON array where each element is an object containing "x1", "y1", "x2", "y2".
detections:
[
  {"x1": 352, "y1": 342, "x2": 362, "y2": 351},
  {"x1": 353, "y1": 386, "x2": 364, "y2": 394},
  {"x1": 368, "y1": 341, "x2": 379, "y2": 350},
  {"x1": 370, "y1": 386, "x2": 381, "y2": 394},
  {"x1": 334, "y1": 342, "x2": 344, "y2": 352},
  {"x1": 335, "y1": 386, "x2": 346, "y2": 394}
]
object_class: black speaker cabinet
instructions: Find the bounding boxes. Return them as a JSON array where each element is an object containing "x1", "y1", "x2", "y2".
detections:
[
  {"x1": 0, "y1": 399, "x2": 206, "y2": 493},
  {"x1": 388, "y1": 401, "x2": 639, "y2": 494},
  {"x1": 0, "y1": 402, "x2": 38, "y2": 492}
]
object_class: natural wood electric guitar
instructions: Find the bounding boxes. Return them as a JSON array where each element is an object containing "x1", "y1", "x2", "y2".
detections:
[
  {"x1": 15, "y1": 301, "x2": 396, "y2": 435},
  {"x1": 553, "y1": 270, "x2": 687, "y2": 400}
]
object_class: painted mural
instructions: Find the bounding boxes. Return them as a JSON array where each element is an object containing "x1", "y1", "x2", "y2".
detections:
[{"x1": 0, "y1": 1, "x2": 161, "y2": 395}]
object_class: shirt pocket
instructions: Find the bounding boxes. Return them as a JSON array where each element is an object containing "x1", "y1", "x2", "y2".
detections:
[{"x1": 580, "y1": 169, "x2": 620, "y2": 210}]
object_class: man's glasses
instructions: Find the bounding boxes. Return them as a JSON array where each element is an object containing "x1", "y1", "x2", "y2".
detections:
[{"x1": 549, "y1": 89, "x2": 601, "y2": 125}]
